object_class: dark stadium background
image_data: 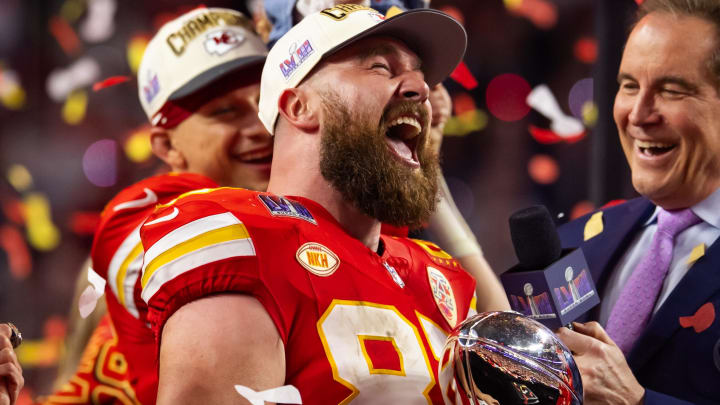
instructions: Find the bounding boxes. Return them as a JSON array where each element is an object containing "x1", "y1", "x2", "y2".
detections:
[{"x1": 0, "y1": 0, "x2": 638, "y2": 399}]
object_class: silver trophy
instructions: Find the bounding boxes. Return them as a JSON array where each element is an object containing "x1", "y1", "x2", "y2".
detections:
[{"x1": 441, "y1": 311, "x2": 582, "y2": 405}]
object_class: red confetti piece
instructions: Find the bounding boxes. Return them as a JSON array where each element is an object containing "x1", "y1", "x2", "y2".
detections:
[
  {"x1": 2, "y1": 199, "x2": 25, "y2": 225},
  {"x1": 571, "y1": 201, "x2": 595, "y2": 220},
  {"x1": 600, "y1": 199, "x2": 626, "y2": 209},
  {"x1": 44, "y1": 316, "x2": 68, "y2": 339},
  {"x1": 528, "y1": 154, "x2": 559, "y2": 185},
  {"x1": 574, "y1": 38, "x2": 598, "y2": 64},
  {"x1": 69, "y1": 211, "x2": 101, "y2": 235},
  {"x1": 438, "y1": 5, "x2": 464, "y2": 25},
  {"x1": 449, "y1": 61, "x2": 478, "y2": 90},
  {"x1": 93, "y1": 75, "x2": 132, "y2": 92},
  {"x1": 49, "y1": 16, "x2": 81, "y2": 55},
  {"x1": 486, "y1": 73, "x2": 531, "y2": 122},
  {"x1": 679, "y1": 303, "x2": 715, "y2": 333},
  {"x1": 0, "y1": 225, "x2": 32, "y2": 280},
  {"x1": 529, "y1": 125, "x2": 585, "y2": 144},
  {"x1": 452, "y1": 92, "x2": 477, "y2": 116}
]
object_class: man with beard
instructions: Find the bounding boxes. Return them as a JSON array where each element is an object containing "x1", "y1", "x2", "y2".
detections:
[{"x1": 139, "y1": 5, "x2": 476, "y2": 404}]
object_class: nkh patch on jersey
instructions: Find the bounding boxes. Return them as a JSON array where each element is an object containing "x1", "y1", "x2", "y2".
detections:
[
  {"x1": 258, "y1": 195, "x2": 316, "y2": 225},
  {"x1": 427, "y1": 266, "x2": 458, "y2": 328},
  {"x1": 296, "y1": 242, "x2": 339, "y2": 277}
]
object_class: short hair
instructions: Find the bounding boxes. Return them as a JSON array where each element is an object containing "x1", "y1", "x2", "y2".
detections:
[{"x1": 635, "y1": 0, "x2": 720, "y2": 85}]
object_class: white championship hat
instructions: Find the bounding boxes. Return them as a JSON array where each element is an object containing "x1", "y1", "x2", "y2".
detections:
[
  {"x1": 138, "y1": 7, "x2": 268, "y2": 127},
  {"x1": 258, "y1": 4, "x2": 467, "y2": 134}
]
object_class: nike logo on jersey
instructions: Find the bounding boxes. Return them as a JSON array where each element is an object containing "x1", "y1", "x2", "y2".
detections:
[
  {"x1": 144, "y1": 207, "x2": 179, "y2": 226},
  {"x1": 113, "y1": 188, "x2": 158, "y2": 212}
]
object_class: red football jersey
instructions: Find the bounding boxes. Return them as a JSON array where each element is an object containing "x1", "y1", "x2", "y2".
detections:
[
  {"x1": 37, "y1": 315, "x2": 140, "y2": 405},
  {"x1": 140, "y1": 188, "x2": 477, "y2": 404},
  {"x1": 90, "y1": 173, "x2": 218, "y2": 404}
]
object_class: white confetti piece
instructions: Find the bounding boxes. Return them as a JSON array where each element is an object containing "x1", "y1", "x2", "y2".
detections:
[
  {"x1": 46, "y1": 57, "x2": 101, "y2": 102},
  {"x1": 78, "y1": 267, "x2": 106, "y2": 318},
  {"x1": 234, "y1": 384, "x2": 302, "y2": 405},
  {"x1": 80, "y1": 0, "x2": 117, "y2": 43},
  {"x1": 526, "y1": 84, "x2": 585, "y2": 137}
]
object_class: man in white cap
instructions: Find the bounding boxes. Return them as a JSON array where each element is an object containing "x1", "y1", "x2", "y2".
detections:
[
  {"x1": 41, "y1": 7, "x2": 273, "y2": 405},
  {"x1": 139, "y1": 4, "x2": 479, "y2": 404}
]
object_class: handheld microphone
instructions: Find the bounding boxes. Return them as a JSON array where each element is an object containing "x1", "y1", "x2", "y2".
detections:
[{"x1": 500, "y1": 205, "x2": 600, "y2": 329}]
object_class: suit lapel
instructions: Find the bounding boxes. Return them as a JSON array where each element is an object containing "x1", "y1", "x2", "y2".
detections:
[
  {"x1": 628, "y1": 237, "x2": 720, "y2": 370},
  {"x1": 582, "y1": 199, "x2": 655, "y2": 294}
]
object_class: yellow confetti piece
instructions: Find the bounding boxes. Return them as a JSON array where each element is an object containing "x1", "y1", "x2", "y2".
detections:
[
  {"x1": 124, "y1": 128, "x2": 152, "y2": 163},
  {"x1": 62, "y1": 90, "x2": 88, "y2": 125},
  {"x1": 582, "y1": 101, "x2": 598, "y2": 127},
  {"x1": 687, "y1": 243, "x2": 706, "y2": 264},
  {"x1": 7, "y1": 164, "x2": 33, "y2": 192},
  {"x1": 583, "y1": 211, "x2": 603, "y2": 241},
  {"x1": 60, "y1": 0, "x2": 86, "y2": 23},
  {"x1": 504, "y1": 0, "x2": 523, "y2": 10},
  {"x1": 127, "y1": 36, "x2": 149, "y2": 74},
  {"x1": 385, "y1": 6, "x2": 404, "y2": 18},
  {"x1": 24, "y1": 192, "x2": 61, "y2": 251},
  {"x1": 16, "y1": 339, "x2": 62, "y2": 367},
  {"x1": 444, "y1": 109, "x2": 488, "y2": 136},
  {"x1": 1, "y1": 83, "x2": 26, "y2": 110}
]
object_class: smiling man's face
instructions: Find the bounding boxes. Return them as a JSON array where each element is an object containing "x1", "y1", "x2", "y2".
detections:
[{"x1": 614, "y1": 12, "x2": 720, "y2": 209}]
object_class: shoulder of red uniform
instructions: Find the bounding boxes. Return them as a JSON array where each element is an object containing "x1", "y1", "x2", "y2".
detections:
[{"x1": 390, "y1": 236, "x2": 465, "y2": 271}]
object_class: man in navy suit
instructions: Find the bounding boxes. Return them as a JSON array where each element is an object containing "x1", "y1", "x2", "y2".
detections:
[{"x1": 555, "y1": 1, "x2": 720, "y2": 404}]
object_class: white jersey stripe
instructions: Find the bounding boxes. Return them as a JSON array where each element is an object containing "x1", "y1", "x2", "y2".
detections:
[
  {"x1": 107, "y1": 225, "x2": 142, "y2": 298},
  {"x1": 143, "y1": 212, "x2": 242, "y2": 275},
  {"x1": 141, "y1": 238, "x2": 255, "y2": 303}
]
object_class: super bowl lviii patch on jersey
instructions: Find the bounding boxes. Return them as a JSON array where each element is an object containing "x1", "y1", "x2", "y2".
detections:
[
  {"x1": 296, "y1": 242, "x2": 340, "y2": 277},
  {"x1": 427, "y1": 266, "x2": 458, "y2": 328},
  {"x1": 258, "y1": 195, "x2": 316, "y2": 225}
]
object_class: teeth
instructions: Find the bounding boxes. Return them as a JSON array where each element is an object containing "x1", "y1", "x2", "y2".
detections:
[
  {"x1": 636, "y1": 140, "x2": 674, "y2": 149},
  {"x1": 388, "y1": 116, "x2": 422, "y2": 137}
]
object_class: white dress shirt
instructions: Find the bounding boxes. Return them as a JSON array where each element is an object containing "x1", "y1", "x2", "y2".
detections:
[{"x1": 598, "y1": 187, "x2": 720, "y2": 327}]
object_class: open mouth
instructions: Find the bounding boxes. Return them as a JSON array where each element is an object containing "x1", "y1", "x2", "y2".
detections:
[
  {"x1": 233, "y1": 145, "x2": 273, "y2": 165},
  {"x1": 636, "y1": 139, "x2": 677, "y2": 157},
  {"x1": 385, "y1": 115, "x2": 422, "y2": 167}
]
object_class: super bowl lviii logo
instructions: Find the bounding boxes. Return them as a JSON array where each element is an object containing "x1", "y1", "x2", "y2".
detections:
[{"x1": 279, "y1": 40, "x2": 315, "y2": 80}]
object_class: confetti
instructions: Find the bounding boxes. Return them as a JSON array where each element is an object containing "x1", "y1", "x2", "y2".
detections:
[
  {"x1": 526, "y1": 84, "x2": 585, "y2": 137},
  {"x1": 78, "y1": 267, "x2": 106, "y2": 318},
  {"x1": 62, "y1": 90, "x2": 88, "y2": 125},
  {"x1": 574, "y1": 37, "x2": 597, "y2": 64},
  {"x1": 124, "y1": 127, "x2": 153, "y2": 163},
  {"x1": 127, "y1": 35, "x2": 149, "y2": 73},
  {"x1": 24, "y1": 192, "x2": 61, "y2": 251},
  {"x1": 69, "y1": 211, "x2": 101, "y2": 235},
  {"x1": 505, "y1": 0, "x2": 557, "y2": 30},
  {"x1": 527, "y1": 154, "x2": 559, "y2": 185},
  {"x1": 93, "y1": 75, "x2": 131, "y2": 91},
  {"x1": 47, "y1": 57, "x2": 101, "y2": 102},
  {"x1": 234, "y1": 384, "x2": 302, "y2": 405},
  {"x1": 486, "y1": 73, "x2": 531, "y2": 122},
  {"x1": 80, "y1": 0, "x2": 117, "y2": 43},
  {"x1": 449, "y1": 61, "x2": 478, "y2": 90},
  {"x1": 0, "y1": 69, "x2": 26, "y2": 110},
  {"x1": 49, "y1": 16, "x2": 82, "y2": 55},
  {"x1": 0, "y1": 225, "x2": 32, "y2": 280},
  {"x1": 7, "y1": 164, "x2": 33, "y2": 192}
]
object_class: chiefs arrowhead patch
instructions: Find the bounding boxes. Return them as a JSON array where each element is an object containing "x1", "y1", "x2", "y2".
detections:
[{"x1": 427, "y1": 266, "x2": 458, "y2": 328}]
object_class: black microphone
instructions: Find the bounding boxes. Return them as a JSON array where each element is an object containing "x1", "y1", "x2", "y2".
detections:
[{"x1": 501, "y1": 205, "x2": 600, "y2": 329}]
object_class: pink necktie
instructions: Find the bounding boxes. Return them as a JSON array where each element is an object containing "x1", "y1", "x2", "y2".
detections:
[{"x1": 606, "y1": 208, "x2": 701, "y2": 355}]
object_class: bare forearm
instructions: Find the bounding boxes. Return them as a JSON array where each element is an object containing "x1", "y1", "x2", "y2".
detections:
[{"x1": 457, "y1": 253, "x2": 510, "y2": 312}]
